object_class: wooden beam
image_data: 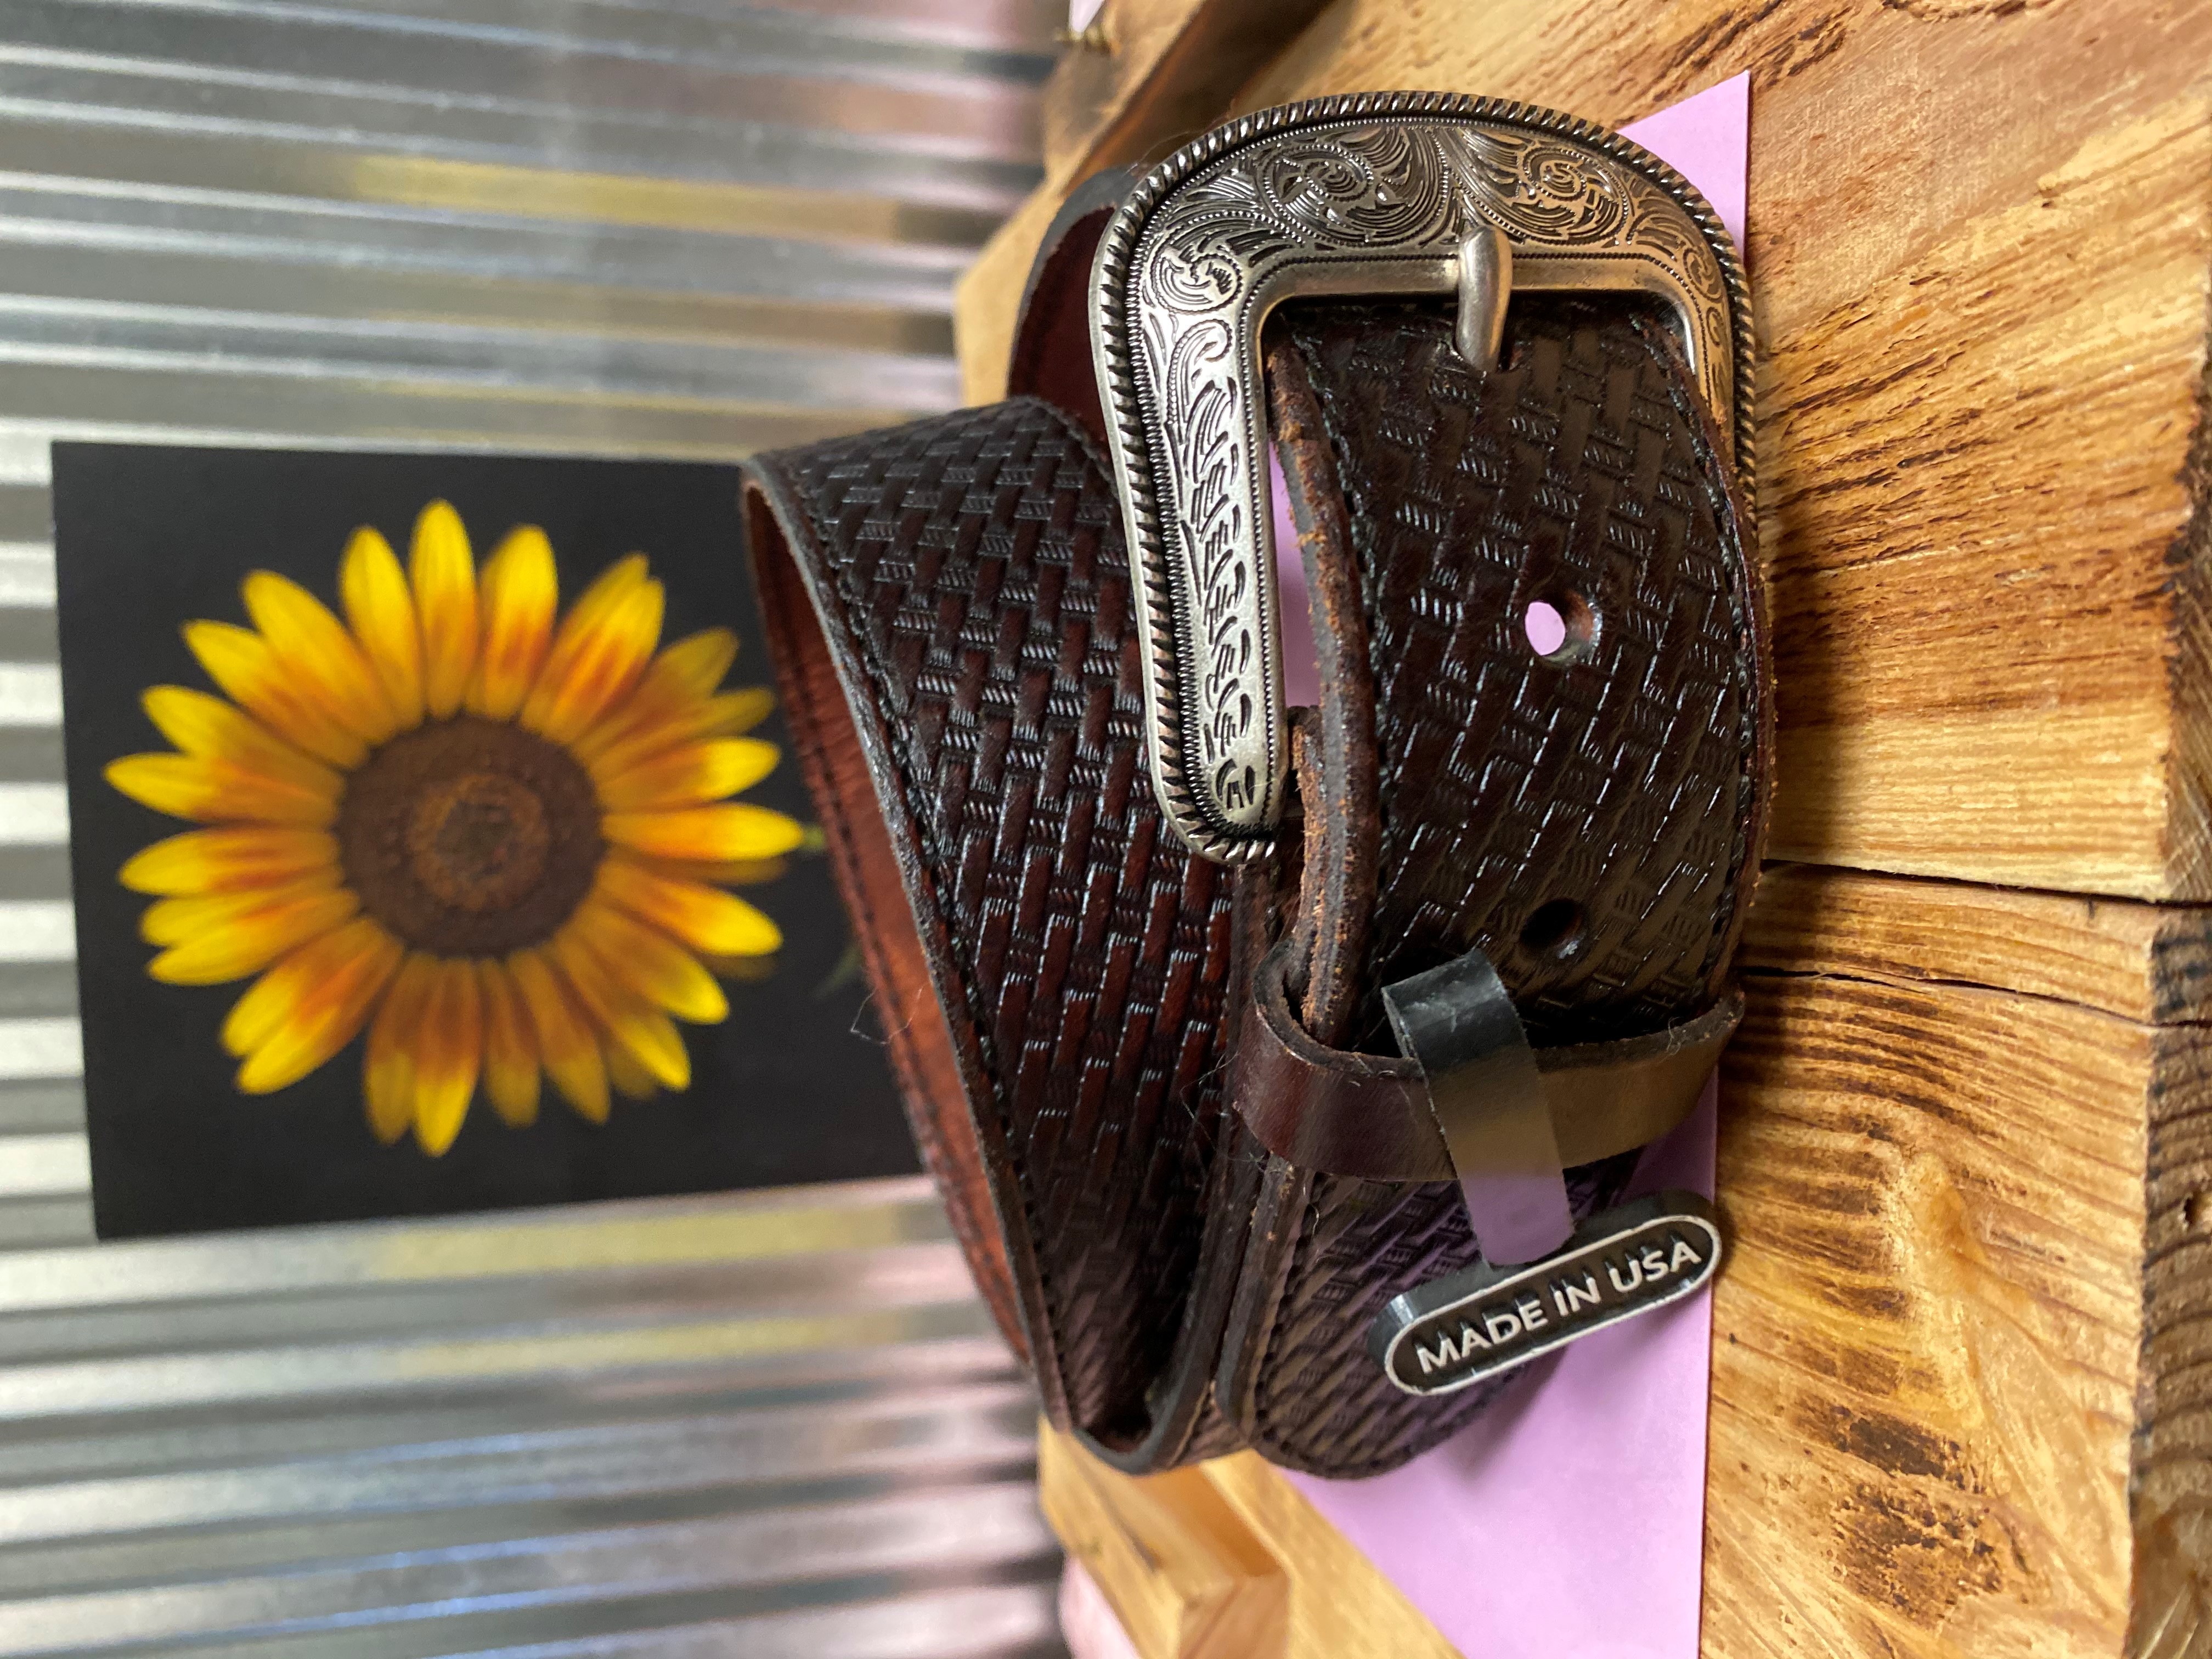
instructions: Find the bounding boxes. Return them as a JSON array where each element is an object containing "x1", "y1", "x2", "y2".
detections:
[
  {"x1": 1040, "y1": 0, "x2": 1337, "y2": 190},
  {"x1": 1041, "y1": 871, "x2": 2212, "y2": 1659},
  {"x1": 1739, "y1": 864, "x2": 2212, "y2": 1025},
  {"x1": 956, "y1": 0, "x2": 1331, "y2": 406},
  {"x1": 1040, "y1": 1423, "x2": 1454, "y2": 1658},
  {"x1": 957, "y1": 185, "x2": 1067, "y2": 407},
  {"x1": 1039, "y1": 1424, "x2": 1288, "y2": 1659},
  {"x1": 1711, "y1": 866, "x2": 2212, "y2": 1658},
  {"x1": 1201, "y1": 1452, "x2": 1460, "y2": 1659},
  {"x1": 967, "y1": 3, "x2": 2212, "y2": 1650}
]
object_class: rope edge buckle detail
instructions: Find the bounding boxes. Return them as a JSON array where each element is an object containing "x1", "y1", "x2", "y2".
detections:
[{"x1": 1090, "y1": 92, "x2": 1754, "y2": 864}]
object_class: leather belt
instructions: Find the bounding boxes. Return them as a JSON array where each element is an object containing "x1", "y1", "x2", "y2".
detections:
[{"x1": 741, "y1": 94, "x2": 1769, "y2": 1479}]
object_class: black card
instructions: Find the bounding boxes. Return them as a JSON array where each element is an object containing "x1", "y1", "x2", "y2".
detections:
[{"x1": 53, "y1": 444, "x2": 917, "y2": 1238}]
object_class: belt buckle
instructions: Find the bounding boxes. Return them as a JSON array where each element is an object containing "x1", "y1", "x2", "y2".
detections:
[{"x1": 1090, "y1": 92, "x2": 1751, "y2": 864}]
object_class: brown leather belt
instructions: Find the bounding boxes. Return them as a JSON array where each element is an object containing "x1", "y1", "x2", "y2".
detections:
[{"x1": 742, "y1": 95, "x2": 1768, "y2": 1479}]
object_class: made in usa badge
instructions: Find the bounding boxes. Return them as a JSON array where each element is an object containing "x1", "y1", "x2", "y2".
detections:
[{"x1": 1369, "y1": 1191, "x2": 1723, "y2": 1396}]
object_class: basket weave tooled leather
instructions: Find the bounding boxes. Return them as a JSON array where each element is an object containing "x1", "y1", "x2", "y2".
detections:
[{"x1": 741, "y1": 110, "x2": 1769, "y2": 1479}]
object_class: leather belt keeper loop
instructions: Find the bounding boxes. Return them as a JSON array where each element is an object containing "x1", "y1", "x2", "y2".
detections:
[
  {"x1": 1383, "y1": 945, "x2": 1573, "y2": 1265},
  {"x1": 1231, "y1": 942, "x2": 1741, "y2": 1184}
]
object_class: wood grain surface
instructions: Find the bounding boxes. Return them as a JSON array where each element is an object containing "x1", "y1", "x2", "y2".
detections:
[
  {"x1": 1040, "y1": 1424, "x2": 1455, "y2": 1659},
  {"x1": 1043, "y1": 871, "x2": 2212, "y2": 1659},
  {"x1": 1716, "y1": 869, "x2": 2212, "y2": 1658},
  {"x1": 1239, "y1": 10, "x2": 2212, "y2": 891},
  {"x1": 1038, "y1": 1425, "x2": 1288, "y2": 1659},
  {"x1": 1201, "y1": 1452, "x2": 1459, "y2": 1659},
  {"x1": 1742, "y1": 866, "x2": 2212, "y2": 1026},
  {"x1": 1040, "y1": 0, "x2": 1336, "y2": 189}
]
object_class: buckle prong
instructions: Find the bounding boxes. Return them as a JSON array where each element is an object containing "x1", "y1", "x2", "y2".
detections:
[{"x1": 1454, "y1": 228, "x2": 1512, "y2": 370}]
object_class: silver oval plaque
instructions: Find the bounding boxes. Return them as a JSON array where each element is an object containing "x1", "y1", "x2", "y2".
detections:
[{"x1": 1369, "y1": 1190, "x2": 1723, "y2": 1396}]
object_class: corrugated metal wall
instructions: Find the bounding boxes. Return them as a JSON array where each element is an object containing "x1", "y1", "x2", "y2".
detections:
[{"x1": 0, "y1": 2, "x2": 1066, "y2": 1651}]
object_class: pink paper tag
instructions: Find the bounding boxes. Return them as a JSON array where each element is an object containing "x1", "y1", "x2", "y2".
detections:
[
  {"x1": 1269, "y1": 76, "x2": 1750, "y2": 1659},
  {"x1": 1059, "y1": 1561, "x2": 1142, "y2": 1659}
]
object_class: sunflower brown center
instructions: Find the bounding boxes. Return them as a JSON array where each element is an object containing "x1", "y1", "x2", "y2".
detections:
[
  {"x1": 337, "y1": 716, "x2": 602, "y2": 956},
  {"x1": 407, "y1": 772, "x2": 549, "y2": 912}
]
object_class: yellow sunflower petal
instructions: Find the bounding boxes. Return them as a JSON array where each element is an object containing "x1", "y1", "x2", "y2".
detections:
[
  {"x1": 365, "y1": 952, "x2": 437, "y2": 1145},
  {"x1": 183, "y1": 622, "x2": 367, "y2": 770},
  {"x1": 598, "y1": 855, "x2": 781, "y2": 957},
  {"x1": 623, "y1": 1006, "x2": 689, "y2": 1091},
  {"x1": 507, "y1": 947, "x2": 609, "y2": 1124},
  {"x1": 411, "y1": 500, "x2": 479, "y2": 720},
  {"x1": 141, "y1": 873, "x2": 339, "y2": 946},
  {"x1": 603, "y1": 1040, "x2": 658, "y2": 1101},
  {"x1": 571, "y1": 892, "x2": 727, "y2": 1024},
  {"x1": 413, "y1": 958, "x2": 481, "y2": 1156},
  {"x1": 242, "y1": 571, "x2": 399, "y2": 744},
  {"x1": 602, "y1": 804, "x2": 805, "y2": 864},
  {"x1": 467, "y1": 526, "x2": 557, "y2": 722},
  {"x1": 138, "y1": 689, "x2": 345, "y2": 814},
  {"x1": 120, "y1": 826, "x2": 340, "y2": 896},
  {"x1": 222, "y1": 915, "x2": 385, "y2": 1056},
  {"x1": 233, "y1": 921, "x2": 403, "y2": 1094},
  {"x1": 107, "y1": 754, "x2": 337, "y2": 828},
  {"x1": 341, "y1": 526, "x2": 426, "y2": 731},
  {"x1": 550, "y1": 926, "x2": 690, "y2": 1090},
  {"x1": 521, "y1": 557, "x2": 664, "y2": 746},
  {"x1": 594, "y1": 737, "x2": 777, "y2": 814},
  {"x1": 700, "y1": 952, "x2": 777, "y2": 984},
  {"x1": 586, "y1": 689, "x2": 774, "y2": 780},
  {"x1": 522, "y1": 558, "x2": 645, "y2": 695},
  {"x1": 145, "y1": 885, "x2": 358, "y2": 985},
  {"x1": 572, "y1": 629, "x2": 740, "y2": 764},
  {"x1": 478, "y1": 958, "x2": 540, "y2": 1127},
  {"x1": 638, "y1": 855, "x2": 788, "y2": 889},
  {"x1": 651, "y1": 627, "x2": 739, "y2": 699}
]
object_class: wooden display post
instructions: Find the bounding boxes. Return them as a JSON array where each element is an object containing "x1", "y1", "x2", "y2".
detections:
[{"x1": 967, "y1": 3, "x2": 2212, "y2": 1655}]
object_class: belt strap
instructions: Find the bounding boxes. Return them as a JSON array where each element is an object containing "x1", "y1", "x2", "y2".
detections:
[
  {"x1": 1209, "y1": 289, "x2": 1764, "y2": 1476},
  {"x1": 745, "y1": 397, "x2": 1232, "y2": 1444}
]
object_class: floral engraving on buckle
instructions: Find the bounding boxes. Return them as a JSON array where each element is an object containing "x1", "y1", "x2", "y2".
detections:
[{"x1": 1091, "y1": 93, "x2": 1752, "y2": 863}]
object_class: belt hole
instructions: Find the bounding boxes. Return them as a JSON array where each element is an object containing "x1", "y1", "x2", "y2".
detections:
[
  {"x1": 1523, "y1": 592, "x2": 1595, "y2": 664},
  {"x1": 1520, "y1": 898, "x2": 1585, "y2": 959}
]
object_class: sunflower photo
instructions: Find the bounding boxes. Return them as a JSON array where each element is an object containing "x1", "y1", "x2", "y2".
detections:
[{"x1": 53, "y1": 445, "x2": 916, "y2": 1239}]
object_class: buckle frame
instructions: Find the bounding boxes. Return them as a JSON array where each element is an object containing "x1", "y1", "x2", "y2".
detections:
[{"x1": 1090, "y1": 93, "x2": 1753, "y2": 864}]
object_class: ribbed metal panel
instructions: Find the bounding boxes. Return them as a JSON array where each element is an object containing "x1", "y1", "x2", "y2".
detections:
[
  {"x1": 0, "y1": 1183, "x2": 1056, "y2": 1656},
  {"x1": 0, "y1": 1, "x2": 1064, "y2": 1651}
]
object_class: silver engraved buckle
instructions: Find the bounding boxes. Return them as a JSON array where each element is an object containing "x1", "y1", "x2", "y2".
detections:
[{"x1": 1090, "y1": 93, "x2": 1751, "y2": 863}]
